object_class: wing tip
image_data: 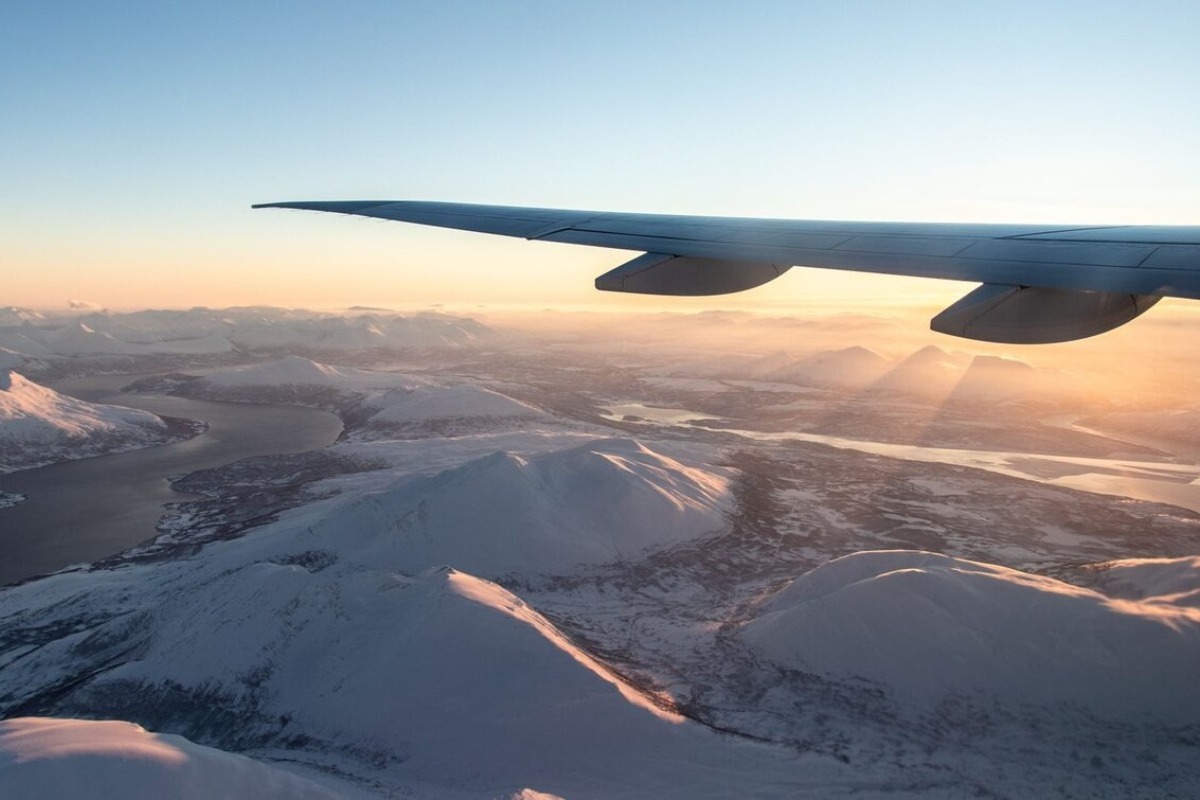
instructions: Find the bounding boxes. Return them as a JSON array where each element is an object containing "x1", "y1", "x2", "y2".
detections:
[{"x1": 251, "y1": 200, "x2": 393, "y2": 213}]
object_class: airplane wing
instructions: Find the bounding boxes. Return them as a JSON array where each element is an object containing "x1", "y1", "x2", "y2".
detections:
[{"x1": 253, "y1": 200, "x2": 1200, "y2": 343}]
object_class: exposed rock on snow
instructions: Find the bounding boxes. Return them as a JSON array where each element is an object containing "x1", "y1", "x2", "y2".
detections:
[
  {"x1": 1080, "y1": 556, "x2": 1200, "y2": 608},
  {"x1": 0, "y1": 718, "x2": 338, "y2": 799},
  {"x1": 741, "y1": 550, "x2": 1200, "y2": 723},
  {"x1": 0, "y1": 371, "x2": 179, "y2": 472}
]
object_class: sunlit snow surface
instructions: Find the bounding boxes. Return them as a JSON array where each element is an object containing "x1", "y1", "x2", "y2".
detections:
[
  {"x1": 742, "y1": 550, "x2": 1200, "y2": 721},
  {"x1": 0, "y1": 718, "x2": 338, "y2": 799},
  {"x1": 0, "y1": 371, "x2": 172, "y2": 472}
]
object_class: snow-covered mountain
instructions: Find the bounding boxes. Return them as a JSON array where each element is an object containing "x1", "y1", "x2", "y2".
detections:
[
  {"x1": 0, "y1": 371, "x2": 179, "y2": 472},
  {"x1": 940, "y1": 354, "x2": 1104, "y2": 408},
  {"x1": 361, "y1": 384, "x2": 551, "y2": 438},
  {"x1": 0, "y1": 718, "x2": 339, "y2": 800},
  {"x1": 41, "y1": 322, "x2": 149, "y2": 356},
  {"x1": 944, "y1": 354, "x2": 1037, "y2": 402},
  {"x1": 137, "y1": 357, "x2": 556, "y2": 441},
  {"x1": 0, "y1": 307, "x2": 46, "y2": 326},
  {"x1": 740, "y1": 550, "x2": 1200, "y2": 722},
  {"x1": 776, "y1": 345, "x2": 891, "y2": 389},
  {"x1": 303, "y1": 438, "x2": 730, "y2": 576},
  {"x1": 866, "y1": 345, "x2": 969, "y2": 400},
  {"x1": 204, "y1": 355, "x2": 348, "y2": 388},
  {"x1": 0, "y1": 440, "x2": 835, "y2": 797}
]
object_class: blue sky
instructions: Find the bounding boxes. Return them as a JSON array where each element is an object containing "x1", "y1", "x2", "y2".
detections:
[{"x1": 4, "y1": 1, "x2": 1198, "y2": 309}]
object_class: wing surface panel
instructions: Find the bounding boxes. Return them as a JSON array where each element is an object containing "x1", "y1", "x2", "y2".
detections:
[{"x1": 253, "y1": 200, "x2": 1200, "y2": 338}]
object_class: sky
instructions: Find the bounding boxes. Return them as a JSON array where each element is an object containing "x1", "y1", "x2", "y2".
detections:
[{"x1": 3, "y1": 1, "x2": 1199, "y2": 312}]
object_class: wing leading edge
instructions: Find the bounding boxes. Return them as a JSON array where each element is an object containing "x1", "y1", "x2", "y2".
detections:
[{"x1": 253, "y1": 200, "x2": 1200, "y2": 343}]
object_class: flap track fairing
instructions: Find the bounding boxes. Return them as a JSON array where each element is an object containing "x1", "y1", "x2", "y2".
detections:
[
  {"x1": 595, "y1": 253, "x2": 789, "y2": 296},
  {"x1": 930, "y1": 284, "x2": 1161, "y2": 344}
]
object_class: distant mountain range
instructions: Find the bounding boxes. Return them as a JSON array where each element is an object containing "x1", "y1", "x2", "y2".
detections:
[
  {"x1": 0, "y1": 306, "x2": 495, "y2": 368},
  {"x1": 676, "y1": 343, "x2": 1105, "y2": 410},
  {"x1": 128, "y1": 355, "x2": 556, "y2": 441}
]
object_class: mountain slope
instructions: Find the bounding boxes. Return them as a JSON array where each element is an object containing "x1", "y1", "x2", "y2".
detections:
[
  {"x1": 305, "y1": 438, "x2": 730, "y2": 576},
  {"x1": 0, "y1": 371, "x2": 175, "y2": 472},
  {"x1": 740, "y1": 550, "x2": 1200, "y2": 723},
  {"x1": 0, "y1": 555, "x2": 836, "y2": 798},
  {"x1": 0, "y1": 718, "x2": 339, "y2": 800},
  {"x1": 777, "y1": 346, "x2": 891, "y2": 389},
  {"x1": 362, "y1": 384, "x2": 550, "y2": 438},
  {"x1": 203, "y1": 356, "x2": 347, "y2": 388}
]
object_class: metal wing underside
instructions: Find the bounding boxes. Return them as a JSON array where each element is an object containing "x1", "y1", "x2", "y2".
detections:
[{"x1": 253, "y1": 200, "x2": 1200, "y2": 343}]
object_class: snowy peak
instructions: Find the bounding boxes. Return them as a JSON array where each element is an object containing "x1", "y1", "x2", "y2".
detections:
[
  {"x1": 783, "y1": 345, "x2": 890, "y2": 389},
  {"x1": 1, "y1": 371, "x2": 161, "y2": 431},
  {"x1": 945, "y1": 354, "x2": 1037, "y2": 402},
  {"x1": 865, "y1": 345, "x2": 967, "y2": 399},
  {"x1": 42, "y1": 322, "x2": 146, "y2": 356},
  {"x1": 317, "y1": 438, "x2": 730, "y2": 576},
  {"x1": 0, "y1": 371, "x2": 171, "y2": 472},
  {"x1": 0, "y1": 307, "x2": 45, "y2": 326}
]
